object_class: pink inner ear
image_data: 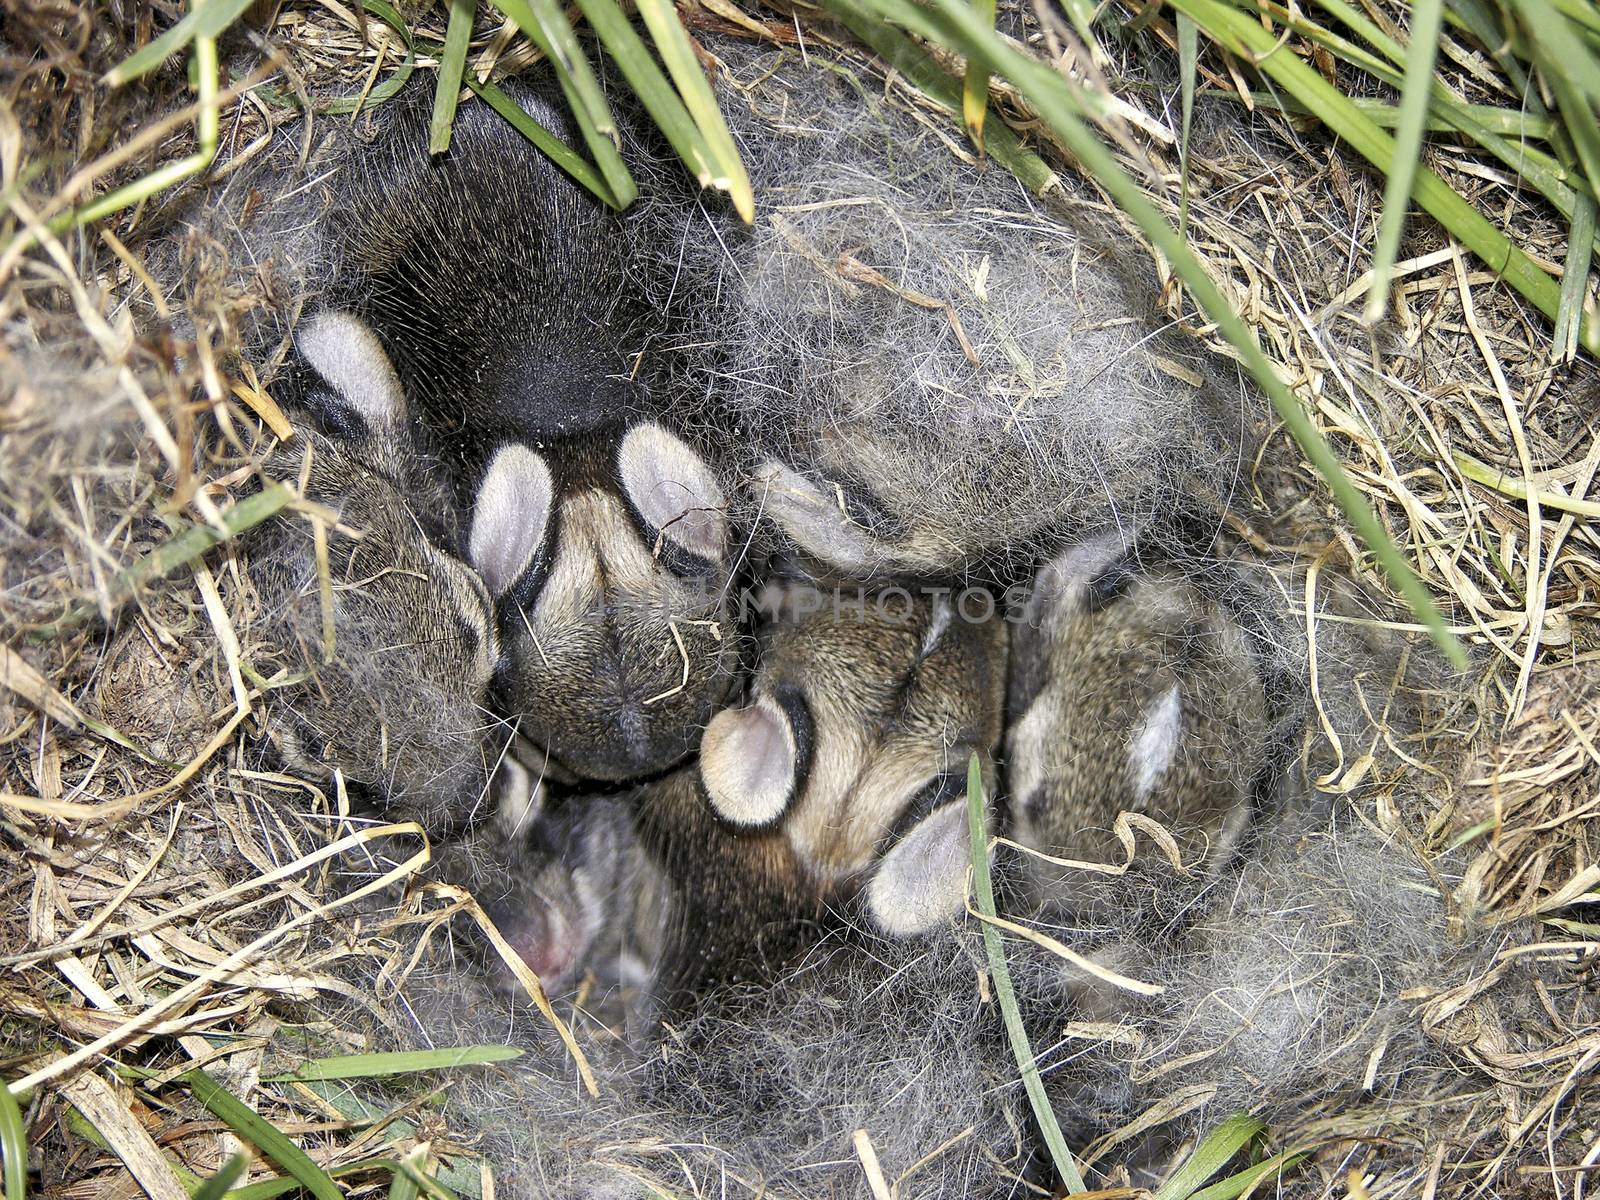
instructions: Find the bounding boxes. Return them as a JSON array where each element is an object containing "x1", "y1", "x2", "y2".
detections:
[
  {"x1": 700, "y1": 700, "x2": 796, "y2": 828},
  {"x1": 618, "y1": 423, "x2": 727, "y2": 560},
  {"x1": 499, "y1": 900, "x2": 582, "y2": 990},
  {"x1": 469, "y1": 445, "x2": 553, "y2": 597}
]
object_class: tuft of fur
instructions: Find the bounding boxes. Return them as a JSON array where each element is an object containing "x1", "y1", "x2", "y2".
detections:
[
  {"x1": 1006, "y1": 813, "x2": 1513, "y2": 1186},
  {"x1": 647, "y1": 44, "x2": 1252, "y2": 579},
  {"x1": 372, "y1": 917, "x2": 1030, "y2": 1200}
]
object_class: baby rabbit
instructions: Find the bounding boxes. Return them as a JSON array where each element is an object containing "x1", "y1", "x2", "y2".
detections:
[
  {"x1": 637, "y1": 581, "x2": 1008, "y2": 990},
  {"x1": 251, "y1": 311, "x2": 504, "y2": 835},
  {"x1": 658, "y1": 46, "x2": 1246, "y2": 582},
  {"x1": 1004, "y1": 536, "x2": 1272, "y2": 895},
  {"x1": 430, "y1": 755, "x2": 667, "y2": 1007},
  {"x1": 319, "y1": 80, "x2": 739, "y2": 783}
]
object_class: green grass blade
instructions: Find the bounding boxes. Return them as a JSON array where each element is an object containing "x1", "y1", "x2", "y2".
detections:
[
  {"x1": 61, "y1": 30, "x2": 221, "y2": 232},
  {"x1": 221, "y1": 1174, "x2": 338, "y2": 1199},
  {"x1": 388, "y1": 1158, "x2": 421, "y2": 1200},
  {"x1": 1519, "y1": 0, "x2": 1600, "y2": 105},
  {"x1": 1542, "y1": 61, "x2": 1600, "y2": 201},
  {"x1": 1237, "y1": 91, "x2": 1555, "y2": 138},
  {"x1": 103, "y1": 0, "x2": 253, "y2": 86},
  {"x1": 430, "y1": 0, "x2": 477, "y2": 155},
  {"x1": 1299, "y1": 0, "x2": 1420, "y2": 77},
  {"x1": 963, "y1": 0, "x2": 997, "y2": 147},
  {"x1": 964, "y1": 755, "x2": 1087, "y2": 1194},
  {"x1": 393, "y1": 1162, "x2": 461, "y2": 1200},
  {"x1": 1453, "y1": 448, "x2": 1600, "y2": 518},
  {"x1": 1264, "y1": 5, "x2": 1589, "y2": 218},
  {"x1": 1550, "y1": 0, "x2": 1600, "y2": 36},
  {"x1": 1556, "y1": 193, "x2": 1598, "y2": 362},
  {"x1": 192, "y1": 1154, "x2": 247, "y2": 1200},
  {"x1": 854, "y1": 0, "x2": 1469, "y2": 669},
  {"x1": 1178, "y1": 11, "x2": 1198, "y2": 238},
  {"x1": 217, "y1": 1157, "x2": 457, "y2": 1200},
  {"x1": 1446, "y1": 0, "x2": 1534, "y2": 93},
  {"x1": 574, "y1": 0, "x2": 716, "y2": 187},
  {"x1": 1187, "y1": 0, "x2": 1594, "y2": 354},
  {"x1": 1312, "y1": 0, "x2": 1421, "y2": 63},
  {"x1": 494, "y1": 0, "x2": 610, "y2": 130},
  {"x1": 1153, "y1": 1113, "x2": 1264, "y2": 1200},
  {"x1": 1557, "y1": 84, "x2": 1600, "y2": 192},
  {"x1": 1547, "y1": 916, "x2": 1600, "y2": 936},
  {"x1": 1186, "y1": 1149, "x2": 1311, "y2": 1200},
  {"x1": 1512, "y1": 2, "x2": 1600, "y2": 218},
  {"x1": 494, "y1": 0, "x2": 637, "y2": 207},
  {"x1": 1365, "y1": 0, "x2": 1444, "y2": 323},
  {"x1": 1238, "y1": 86, "x2": 1593, "y2": 242},
  {"x1": 632, "y1": 0, "x2": 755, "y2": 220},
  {"x1": 0, "y1": 1076, "x2": 26, "y2": 1200},
  {"x1": 29, "y1": 481, "x2": 295, "y2": 641},
  {"x1": 821, "y1": 2, "x2": 1058, "y2": 195},
  {"x1": 183, "y1": 1069, "x2": 340, "y2": 1200},
  {"x1": 351, "y1": 9, "x2": 418, "y2": 110},
  {"x1": 264, "y1": 1046, "x2": 523, "y2": 1082},
  {"x1": 1059, "y1": 0, "x2": 1107, "y2": 65},
  {"x1": 468, "y1": 77, "x2": 617, "y2": 206}
]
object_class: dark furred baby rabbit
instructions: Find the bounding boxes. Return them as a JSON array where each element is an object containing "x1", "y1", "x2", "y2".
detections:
[
  {"x1": 638, "y1": 582, "x2": 1008, "y2": 991},
  {"x1": 319, "y1": 83, "x2": 740, "y2": 784},
  {"x1": 252, "y1": 311, "x2": 504, "y2": 834}
]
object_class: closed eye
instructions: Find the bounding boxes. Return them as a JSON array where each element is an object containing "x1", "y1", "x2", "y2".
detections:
[
  {"x1": 827, "y1": 474, "x2": 899, "y2": 538},
  {"x1": 644, "y1": 511, "x2": 727, "y2": 581},
  {"x1": 502, "y1": 534, "x2": 557, "y2": 615},
  {"x1": 882, "y1": 768, "x2": 966, "y2": 849},
  {"x1": 772, "y1": 683, "x2": 815, "y2": 811}
]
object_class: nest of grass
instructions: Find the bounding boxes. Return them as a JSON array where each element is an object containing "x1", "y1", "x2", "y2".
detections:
[{"x1": 2, "y1": 1, "x2": 1597, "y2": 1197}]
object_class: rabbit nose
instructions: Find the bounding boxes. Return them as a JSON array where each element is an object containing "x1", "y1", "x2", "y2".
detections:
[
  {"x1": 613, "y1": 705, "x2": 669, "y2": 771},
  {"x1": 538, "y1": 701, "x2": 690, "y2": 781}
]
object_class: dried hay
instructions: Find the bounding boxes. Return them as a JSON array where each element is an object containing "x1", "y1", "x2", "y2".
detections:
[{"x1": 0, "y1": 1, "x2": 1596, "y2": 1198}]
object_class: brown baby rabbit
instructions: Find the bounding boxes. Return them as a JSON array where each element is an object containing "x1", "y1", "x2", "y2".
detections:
[
  {"x1": 637, "y1": 580, "x2": 1008, "y2": 990},
  {"x1": 252, "y1": 311, "x2": 504, "y2": 835},
  {"x1": 1005, "y1": 535, "x2": 1272, "y2": 897}
]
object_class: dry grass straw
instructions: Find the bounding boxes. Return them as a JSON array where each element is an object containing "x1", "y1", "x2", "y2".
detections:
[{"x1": 1, "y1": 1, "x2": 1596, "y2": 1197}]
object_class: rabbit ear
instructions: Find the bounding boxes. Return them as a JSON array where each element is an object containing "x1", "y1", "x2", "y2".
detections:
[
  {"x1": 864, "y1": 801, "x2": 976, "y2": 937},
  {"x1": 1128, "y1": 682, "x2": 1183, "y2": 800},
  {"x1": 700, "y1": 697, "x2": 797, "y2": 828},
  {"x1": 296, "y1": 311, "x2": 405, "y2": 434},
  {"x1": 493, "y1": 754, "x2": 547, "y2": 841},
  {"x1": 469, "y1": 444, "x2": 555, "y2": 598},
  {"x1": 618, "y1": 422, "x2": 727, "y2": 561},
  {"x1": 1025, "y1": 530, "x2": 1138, "y2": 625},
  {"x1": 754, "y1": 460, "x2": 873, "y2": 572}
]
